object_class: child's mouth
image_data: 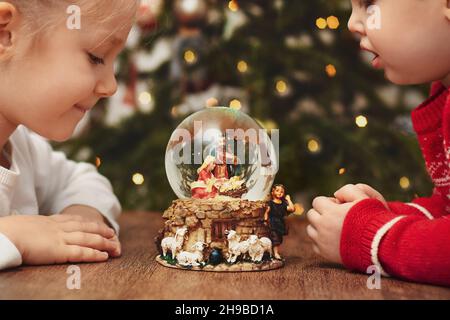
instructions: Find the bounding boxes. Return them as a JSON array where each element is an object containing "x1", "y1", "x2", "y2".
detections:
[
  {"x1": 372, "y1": 54, "x2": 382, "y2": 69},
  {"x1": 361, "y1": 45, "x2": 382, "y2": 69},
  {"x1": 74, "y1": 104, "x2": 88, "y2": 114}
]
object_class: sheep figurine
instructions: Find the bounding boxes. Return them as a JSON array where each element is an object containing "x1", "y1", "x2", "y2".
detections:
[
  {"x1": 248, "y1": 235, "x2": 273, "y2": 262},
  {"x1": 226, "y1": 230, "x2": 250, "y2": 263},
  {"x1": 160, "y1": 227, "x2": 188, "y2": 259},
  {"x1": 259, "y1": 236, "x2": 273, "y2": 259},
  {"x1": 176, "y1": 241, "x2": 206, "y2": 267}
]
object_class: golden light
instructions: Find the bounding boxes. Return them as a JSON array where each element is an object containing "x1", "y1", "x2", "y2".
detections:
[
  {"x1": 327, "y1": 16, "x2": 340, "y2": 29},
  {"x1": 228, "y1": 0, "x2": 239, "y2": 12},
  {"x1": 325, "y1": 64, "x2": 337, "y2": 77},
  {"x1": 171, "y1": 106, "x2": 179, "y2": 118},
  {"x1": 307, "y1": 139, "x2": 321, "y2": 153},
  {"x1": 184, "y1": 50, "x2": 197, "y2": 64},
  {"x1": 339, "y1": 167, "x2": 346, "y2": 175},
  {"x1": 355, "y1": 115, "x2": 368, "y2": 128},
  {"x1": 139, "y1": 91, "x2": 152, "y2": 106},
  {"x1": 263, "y1": 119, "x2": 278, "y2": 131},
  {"x1": 229, "y1": 99, "x2": 242, "y2": 110},
  {"x1": 294, "y1": 203, "x2": 305, "y2": 216},
  {"x1": 132, "y1": 173, "x2": 145, "y2": 185},
  {"x1": 206, "y1": 97, "x2": 219, "y2": 107},
  {"x1": 276, "y1": 80, "x2": 288, "y2": 94},
  {"x1": 237, "y1": 60, "x2": 248, "y2": 73},
  {"x1": 316, "y1": 17, "x2": 327, "y2": 29},
  {"x1": 95, "y1": 157, "x2": 101, "y2": 168},
  {"x1": 180, "y1": 0, "x2": 202, "y2": 14},
  {"x1": 399, "y1": 176, "x2": 411, "y2": 190}
]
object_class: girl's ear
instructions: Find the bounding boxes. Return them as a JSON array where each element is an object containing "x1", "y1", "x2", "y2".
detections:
[{"x1": 0, "y1": 2, "x2": 18, "y2": 54}]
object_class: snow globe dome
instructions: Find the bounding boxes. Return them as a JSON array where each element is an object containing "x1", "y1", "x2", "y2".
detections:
[{"x1": 165, "y1": 107, "x2": 278, "y2": 201}]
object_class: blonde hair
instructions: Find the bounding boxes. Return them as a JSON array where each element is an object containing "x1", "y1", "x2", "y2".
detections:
[
  {"x1": 11, "y1": 0, "x2": 138, "y2": 30},
  {"x1": 2, "y1": 0, "x2": 138, "y2": 63}
]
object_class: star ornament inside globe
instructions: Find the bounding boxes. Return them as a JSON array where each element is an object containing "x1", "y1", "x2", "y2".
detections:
[{"x1": 155, "y1": 106, "x2": 288, "y2": 272}]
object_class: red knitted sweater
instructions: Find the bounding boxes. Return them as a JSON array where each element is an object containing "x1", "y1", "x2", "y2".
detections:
[{"x1": 340, "y1": 82, "x2": 450, "y2": 287}]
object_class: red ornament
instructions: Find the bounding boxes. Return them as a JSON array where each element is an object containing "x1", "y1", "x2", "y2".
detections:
[
  {"x1": 123, "y1": 61, "x2": 138, "y2": 108},
  {"x1": 136, "y1": 0, "x2": 163, "y2": 32}
]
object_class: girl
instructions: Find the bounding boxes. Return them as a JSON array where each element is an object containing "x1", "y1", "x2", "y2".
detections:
[
  {"x1": 307, "y1": 0, "x2": 450, "y2": 286},
  {"x1": 264, "y1": 184, "x2": 295, "y2": 260},
  {"x1": 0, "y1": 0, "x2": 138, "y2": 270}
]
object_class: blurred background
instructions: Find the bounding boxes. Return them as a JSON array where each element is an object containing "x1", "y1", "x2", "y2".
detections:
[{"x1": 56, "y1": 0, "x2": 433, "y2": 213}]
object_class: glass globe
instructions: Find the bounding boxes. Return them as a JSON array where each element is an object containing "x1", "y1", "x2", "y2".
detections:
[{"x1": 165, "y1": 107, "x2": 278, "y2": 201}]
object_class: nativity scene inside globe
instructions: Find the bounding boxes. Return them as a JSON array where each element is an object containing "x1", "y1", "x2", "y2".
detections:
[{"x1": 155, "y1": 107, "x2": 288, "y2": 272}]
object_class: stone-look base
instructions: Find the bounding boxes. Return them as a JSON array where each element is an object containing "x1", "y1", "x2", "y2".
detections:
[
  {"x1": 156, "y1": 255, "x2": 284, "y2": 272},
  {"x1": 157, "y1": 198, "x2": 270, "y2": 257}
]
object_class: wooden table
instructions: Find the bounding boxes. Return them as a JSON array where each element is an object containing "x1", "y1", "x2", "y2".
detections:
[{"x1": 1, "y1": 211, "x2": 449, "y2": 300}]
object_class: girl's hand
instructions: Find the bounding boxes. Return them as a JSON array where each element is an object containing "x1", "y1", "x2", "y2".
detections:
[
  {"x1": 61, "y1": 205, "x2": 121, "y2": 258},
  {"x1": 0, "y1": 214, "x2": 119, "y2": 265}
]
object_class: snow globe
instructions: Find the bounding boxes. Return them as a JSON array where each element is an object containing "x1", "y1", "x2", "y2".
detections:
[{"x1": 155, "y1": 106, "x2": 284, "y2": 271}]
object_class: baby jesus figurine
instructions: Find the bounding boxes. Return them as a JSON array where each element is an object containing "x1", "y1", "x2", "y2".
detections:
[{"x1": 190, "y1": 153, "x2": 247, "y2": 200}]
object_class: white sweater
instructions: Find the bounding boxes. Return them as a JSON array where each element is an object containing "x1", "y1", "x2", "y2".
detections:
[{"x1": 0, "y1": 126, "x2": 121, "y2": 270}]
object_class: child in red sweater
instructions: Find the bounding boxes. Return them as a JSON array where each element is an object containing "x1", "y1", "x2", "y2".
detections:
[{"x1": 307, "y1": 0, "x2": 450, "y2": 286}]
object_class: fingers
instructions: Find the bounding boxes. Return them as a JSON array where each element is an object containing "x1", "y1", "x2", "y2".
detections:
[
  {"x1": 312, "y1": 196, "x2": 338, "y2": 213},
  {"x1": 64, "y1": 232, "x2": 119, "y2": 253},
  {"x1": 306, "y1": 224, "x2": 319, "y2": 241},
  {"x1": 65, "y1": 245, "x2": 109, "y2": 263},
  {"x1": 60, "y1": 221, "x2": 115, "y2": 239},
  {"x1": 109, "y1": 235, "x2": 122, "y2": 258},
  {"x1": 334, "y1": 184, "x2": 369, "y2": 203},
  {"x1": 355, "y1": 183, "x2": 387, "y2": 205},
  {"x1": 306, "y1": 208, "x2": 321, "y2": 255},
  {"x1": 307, "y1": 223, "x2": 323, "y2": 257},
  {"x1": 312, "y1": 244, "x2": 320, "y2": 255},
  {"x1": 50, "y1": 214, "x2": 85, "y2": 222},
  {"x1": 306, "y1": 209, "x2": 321, "y2": 226},
  {"x1": 329, "y1": 197, "x2": 342, "y2": 204}
]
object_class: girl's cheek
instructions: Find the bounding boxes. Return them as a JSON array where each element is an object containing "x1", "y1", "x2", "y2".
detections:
[{"x1": 67, "y1": 72, "x2": 97, "y2": 97}]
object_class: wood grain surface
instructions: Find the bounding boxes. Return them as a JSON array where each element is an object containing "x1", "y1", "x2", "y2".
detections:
[{"x1": 1, "y1": 211, "x2": 449, "y2": 300}]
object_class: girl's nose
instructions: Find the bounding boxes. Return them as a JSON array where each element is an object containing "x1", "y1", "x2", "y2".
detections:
[{"x1": 95, "y1": 67, "x2": 118, "y2": 98}]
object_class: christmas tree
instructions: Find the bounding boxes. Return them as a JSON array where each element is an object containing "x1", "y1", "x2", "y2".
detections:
[{"x1": 57, "y1": 0, "x2": 432, "y2": 212}]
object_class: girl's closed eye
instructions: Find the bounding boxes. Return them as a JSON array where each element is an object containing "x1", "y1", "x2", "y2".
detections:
[{"x1": 87, "y1": 52, "x2": 105, "y2": 66}]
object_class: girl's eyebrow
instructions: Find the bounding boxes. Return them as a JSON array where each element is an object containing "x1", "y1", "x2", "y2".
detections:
[
  {"x1": 91, "y1": 35, "x2": 124, "y2": 51},
  {"x1": 91, "y1": 24, "x2": 129, "y2": 50},
  {"x1": 89, "y1": 36, "x2": 124, "y2": 52}
]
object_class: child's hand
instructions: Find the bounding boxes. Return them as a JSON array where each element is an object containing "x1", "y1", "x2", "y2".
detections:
[
  {"x1": 335, "y1": 183, "x2": 387, "y2": 207},
  {"x1": 61, "y1": 205, "x2": 121, "y2": 258},
  {"x1": 0, "y1": 214, "x2": 119, "y2": 266},
  {"x1": 307, "y1": 197, "x2": 358, "y2": 264},
  {"x1": 307, "y1": 184, "x2": 376, "y2": 264}
]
